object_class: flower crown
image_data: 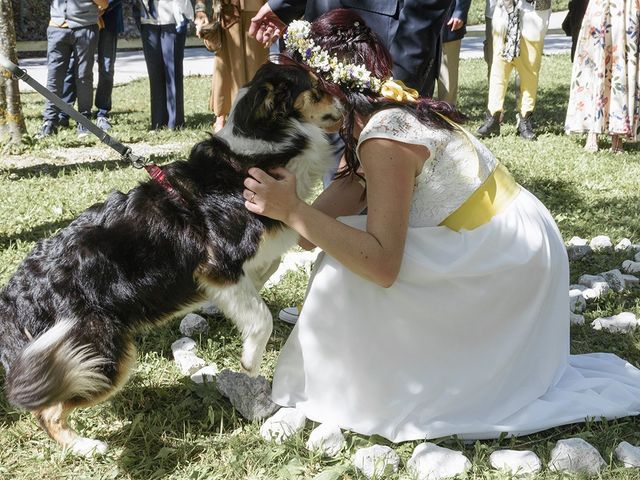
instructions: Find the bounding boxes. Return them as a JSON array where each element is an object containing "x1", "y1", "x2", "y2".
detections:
[{"x1": 283, "y1": 20, "x2": 419, "y2": 103}]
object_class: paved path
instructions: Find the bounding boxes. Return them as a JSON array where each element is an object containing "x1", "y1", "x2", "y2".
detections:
[{"x1": 16, "y1": 11, "x2": 571, "y2": 93}]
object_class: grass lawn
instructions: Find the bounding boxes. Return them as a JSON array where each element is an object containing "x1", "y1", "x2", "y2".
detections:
[{"x1": 1, "y1": 53, "x2": 640, "y2": 479}]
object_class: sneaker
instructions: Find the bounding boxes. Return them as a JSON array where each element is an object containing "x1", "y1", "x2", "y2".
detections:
[
  {"x1": 516, "y1": 112, "x2": 537, "y2": 141},
  {"x1": 58, "y1": 116, "x2": 70, "y2": 128},
  {"x1": 476, "y1": 111, "x2": 501, "y2": 139},
  {"x1": 96, "y1": 116, "x2": 111, "y2": 131},
  {"x1": 278, "y1": 306, "x2": 299, "y2": 325},
  {"x1": 77, "y1": 123, "x2": 90, "y2": 139},
  {"x1": 36, "y1": 120, "x2": 57, "y2": 138}
]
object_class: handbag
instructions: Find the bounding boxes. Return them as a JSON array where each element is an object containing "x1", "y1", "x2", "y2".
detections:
[
  {"x1": 200, "y1": 0, "x2": 241, "y2": 53},
  {"x1": 199, "y1": 0, "x2": 223, "y2": 53}
]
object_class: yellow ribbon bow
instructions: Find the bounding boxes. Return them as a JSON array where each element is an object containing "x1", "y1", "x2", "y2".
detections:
[{"x1": 379, "y1": 79, "x2": 420, "y2": 103}]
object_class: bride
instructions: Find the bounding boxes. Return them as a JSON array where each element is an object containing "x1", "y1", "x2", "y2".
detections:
[{"x1": 243, "y1": 9, "x2": 640, "y2": 442}]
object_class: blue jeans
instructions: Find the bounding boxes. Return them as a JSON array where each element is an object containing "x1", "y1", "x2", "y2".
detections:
[
  {"x1": 140, "y1": 23, "x2": 186, "y2": 129},
  {"x1": 43, "y1": 25, "x2": 98, "y2": 122},
  {"x1": 61, "y1": 26, "x2": 118, "y2": 120}
]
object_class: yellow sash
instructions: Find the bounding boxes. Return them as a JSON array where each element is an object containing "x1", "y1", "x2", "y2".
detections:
[{"x1": 439, "y1": 162, "x2": 520, "y2": 232}]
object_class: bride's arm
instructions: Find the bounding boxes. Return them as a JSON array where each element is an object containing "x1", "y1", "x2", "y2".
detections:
[{"x1": 244, "y1": 138, "x2": 427, "y2": 287}]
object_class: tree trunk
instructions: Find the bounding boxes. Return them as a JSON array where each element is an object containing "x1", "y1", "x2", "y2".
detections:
[{"x1": 0, "y1": 0, "x2": 26, "y2": 143}]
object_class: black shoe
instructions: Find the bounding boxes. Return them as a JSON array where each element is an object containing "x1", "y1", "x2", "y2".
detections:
[
  {"x1": 517, "y1": 112, "x2": 537, "y2": 140},
  {"x1": 58, "y1": 116, "x2": 70, "y2": 128},
  {"x1": 476, "y1": 111, "x2": 501, "y2": 138},
  {"x1": 36, "y1": 120, "x2": 57, "y2": 139}
]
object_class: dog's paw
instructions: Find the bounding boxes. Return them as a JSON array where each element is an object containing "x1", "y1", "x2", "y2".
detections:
[
  {"x1": 240, "y1": 358, "x2": 260, "y2": 378},
  {"x1": 70, "y1": 437, "x2": 108, "y2": 457}
]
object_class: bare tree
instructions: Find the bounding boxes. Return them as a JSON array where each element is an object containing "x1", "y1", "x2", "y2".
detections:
[{"x1": 0, "y1": 0, "x2": 26, "y2": 143}]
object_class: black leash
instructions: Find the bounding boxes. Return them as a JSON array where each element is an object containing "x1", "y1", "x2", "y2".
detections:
[{"x1": 0, "y1": 54, "x2": 147, "y2": 168}]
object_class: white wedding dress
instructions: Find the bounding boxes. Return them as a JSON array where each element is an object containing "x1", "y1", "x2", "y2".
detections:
[{"x1": 271, "y1": 108, "x2": 640, "y2": 442}]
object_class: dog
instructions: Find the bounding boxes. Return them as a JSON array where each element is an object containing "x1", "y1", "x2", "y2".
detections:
[{"x1": 0, "y1": 62, "x2": 340, "y2": 456}]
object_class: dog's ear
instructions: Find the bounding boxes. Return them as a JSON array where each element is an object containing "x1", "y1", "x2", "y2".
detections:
[{"x1": 232, "y1": 81, "x2": 278, "y2": 135}]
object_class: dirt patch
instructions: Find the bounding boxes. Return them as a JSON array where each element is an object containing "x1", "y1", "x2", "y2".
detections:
[{"x1": 2, "y1": 141, "x2": 189, "y2": 170}]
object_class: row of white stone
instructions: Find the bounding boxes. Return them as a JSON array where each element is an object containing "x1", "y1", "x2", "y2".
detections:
[
  {"x1": 566, "y1": 235, "x2": 640, "y2": 261},
  {"x1": 568, "y1": 237, "x2": 640, "y2": 332},
  {"x1": 260, "y1": 407, "x2": 640, "y2": 479}
]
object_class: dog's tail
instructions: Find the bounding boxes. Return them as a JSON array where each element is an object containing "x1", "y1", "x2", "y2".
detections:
[{"x1": 5, "y1": 320, "x2": 110, "y2": 410}]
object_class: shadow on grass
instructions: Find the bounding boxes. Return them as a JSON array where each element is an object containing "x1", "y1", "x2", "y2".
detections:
[
  {"x1": 457, "y1": 67, "x2": 571, "y2": 135},
  {"x1": 184, "y1": 112, "x2": 214, "y2": 130},
  {"x1": 4, "y1": 151, "x2": 181, "y2": 180},
  {"x1": 105, "y1": 381, "x2": 244, "y2": 479}
]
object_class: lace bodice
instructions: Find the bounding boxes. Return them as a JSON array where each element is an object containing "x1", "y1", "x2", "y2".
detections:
[{"x1": 356, "y1": 108, "x2": 498, "y2": 227}]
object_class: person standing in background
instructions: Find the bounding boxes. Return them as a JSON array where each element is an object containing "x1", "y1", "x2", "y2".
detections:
[
  {"x1": 194, "y1": 0, "x2": 268, "y2": 132},
  {"x1": 59, "y1": 0, "x2": 125, "y2": 132},
  {"x1": 249, "y1": 0, "x2": 453, "y2": 97},
  {"x1": 561, "y1": 0, "x2": 589, "y2": 61},
  {"x1": 137, "y1": 0, "x2": 193, "y2": 130},
  {"x1": 437, "y1": 0, "x2": 471, "y2": 106},
  {"x1": 476, "y1": 0, "x2": 551, "y2": 141},
  {"x1": 37, "y1": 0, "x2": 108, "y2": 138},
  {"x1": 484, "y1": 0, "x2": 498, "y2": 77},
  {"x1": 565, "y1": 0, "x2": 639, "y2": 153}
]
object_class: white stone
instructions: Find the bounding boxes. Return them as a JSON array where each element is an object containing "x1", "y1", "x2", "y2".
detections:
[
  {"x1": 615, "y1": 441, "x2": 640, "y2": 467},
  {"x1": 569, "y1": 289, "x2": 587, "y2": 313},
  {"x1": 200, "y1": 302, "x2": 221, "y2": 316},
  {"x1": 578, "y1": 274, "x2": 607, "y2": 288},
  {"x1": 616, "y1": 238, "x2": 633, "y2": 251},
  {"x1": 173, "y1": 350, "x2": 207, "y2": 375},
  {"x1": 577, "y1": 275, "x2": 610, "y2": 298},
  {"x1": 190, "y1": 364, "x2": 219, "y2": 384},
  {"x1": 570, "y1": 284, "x2": 587, "y2": 292},
  {"x1": 549, "y1": 438, "x2": 606, "y2": 475},
  {"x1": 352, "y1": 445, "x2": 400, "y2": 479},
  {"x1": 171, "y1": 336, "x2": 197, "y2": 354},
  {"x1": 570, "y1": 312, "x2": 585, "y2": 325},
  {"x1": 567, "y1": 245, "x2": 592, "y2": 261},
  {"x1": 568, "y1": 236, "x2": 588, "y2": 246},
  {"x1": 260, "y1": 408, "x2": 307, "y2": 444},
  {"x1": 623, "y1": 260, "x2": 640, "y2": 274},
  {"x1": 582, "y1": 287, "x2": 606, "y2": 300},
  {"x1": 216, "y1": 369, "x2": 279, "y2": 421},
  {"x1": 623, "y1": 274, "x2": 640, "y2": 286},
  {"x1": 591, "y1": 312, "x2": 638, "y2": 333},
  {"x1": 635, "y1": 251, "x2": 640, "y2": 262},
  {"x1": 600, "y1": 269, "x2": 626, "y2": 292},
  {"x1": 70, "y1": 438, "x2": 108, "y2": 457},
  {"x1": 407, "y1": 442, "x2": 471, "y2": 480},
  {"x1": 489, "y1": 449, "x2": 541, "y2": 476},
  {"x1": 179, "y1": 313, "x2": 209, "y2": 336},
  {"x1": 590, "y1": 235, "x2": 613, "y2": 251},
  {"x1": 305, "y1": 423, "x2": 345, "y2": 457}
]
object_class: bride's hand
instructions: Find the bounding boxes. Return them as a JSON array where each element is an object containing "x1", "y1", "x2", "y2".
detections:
[{"x1": 243, "y1": 167, "x2": 302, "y2": 222}]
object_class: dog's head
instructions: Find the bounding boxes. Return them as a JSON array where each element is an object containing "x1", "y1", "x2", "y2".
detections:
[{"x1": 229, "y1": 62, "x2": 343, "y2": 139}]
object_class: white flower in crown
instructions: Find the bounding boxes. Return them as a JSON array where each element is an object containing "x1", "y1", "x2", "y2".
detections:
[{"x1": 284, "y1": 19, "x2": 382, "y2": 93}]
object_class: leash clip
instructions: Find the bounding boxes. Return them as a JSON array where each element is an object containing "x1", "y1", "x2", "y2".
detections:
[{"x1": 123, "y1": 147, "x2": 148, "y2": 169}]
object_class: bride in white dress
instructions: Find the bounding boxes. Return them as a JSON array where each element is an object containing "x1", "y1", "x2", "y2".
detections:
[{"x1": 243, "y1": 9, "x2": 640, "y2": 443}]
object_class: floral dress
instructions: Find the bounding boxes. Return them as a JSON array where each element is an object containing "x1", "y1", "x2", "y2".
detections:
[{"x1": 565, "y1": 0, "x2": 640, "y2": 139}]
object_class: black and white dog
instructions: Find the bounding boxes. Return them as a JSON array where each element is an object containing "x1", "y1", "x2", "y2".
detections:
[{"x1": 0, "y1": 62, "x2": 339, "y2": 455}]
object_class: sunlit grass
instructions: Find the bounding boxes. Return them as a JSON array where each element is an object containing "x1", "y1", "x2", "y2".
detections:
[{"x1": 0, "y1": 55, "x2": 639, "y2": 479}]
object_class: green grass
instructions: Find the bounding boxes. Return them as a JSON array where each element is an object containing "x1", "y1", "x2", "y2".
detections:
[{"x1": 1, "y1": 55, "x2": 640, "y2": 479}]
